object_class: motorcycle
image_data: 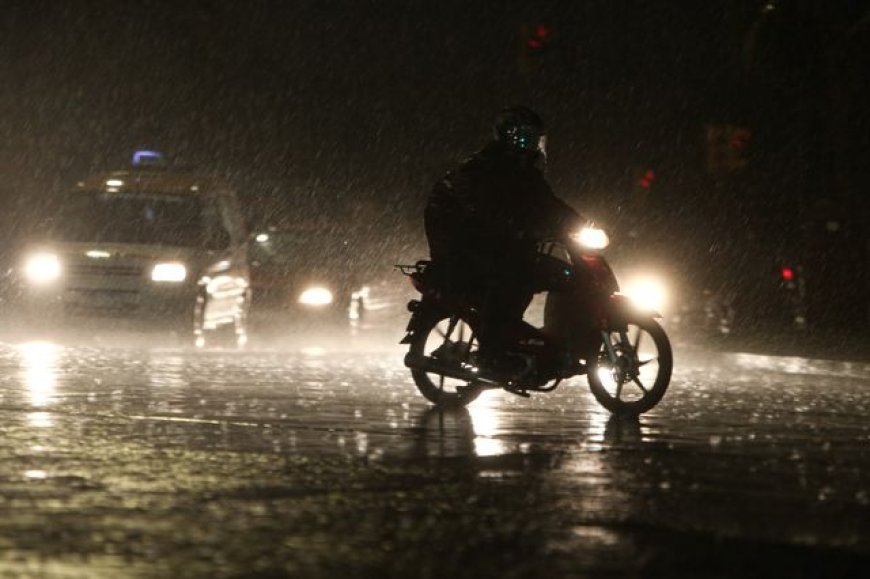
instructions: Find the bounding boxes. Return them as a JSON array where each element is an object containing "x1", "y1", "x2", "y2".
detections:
[{"x1": 397, "y1": 226, "x2": 673, "y2": 417}]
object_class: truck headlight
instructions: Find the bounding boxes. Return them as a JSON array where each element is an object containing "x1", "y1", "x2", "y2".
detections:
[
  {"x1": 299, "y1": 287, "x2": 333, "y2": 306},
  {"x1": 24, "y1": 253, "x2": 62, "y2": 284},
  {"x1": 151, "y1": 262, "x2": 187, "y2": 283}
]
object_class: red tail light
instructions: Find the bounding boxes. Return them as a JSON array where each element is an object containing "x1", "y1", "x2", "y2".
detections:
[{"x1": 781, "y1": 267, "x2": 795, "y2": 281}]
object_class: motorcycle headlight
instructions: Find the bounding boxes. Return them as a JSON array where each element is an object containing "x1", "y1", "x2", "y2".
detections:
[
  {"x1": 151, "y1": 262, "x2": 188, "y2": 283},
  {"x1": 299, "y1": 287, "x2": 333, "y2": 306},
  {"x1": 24, "y1": 253, "x2": 62, "y2": 284},
  {"x1": 573, "y1": 226, "x2": 609, "y2": 250}
]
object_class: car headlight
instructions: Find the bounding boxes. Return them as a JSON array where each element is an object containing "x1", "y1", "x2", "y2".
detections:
[
  {"x1": 623, "y1": 277, "x2": 667, "y2": 312},
  {"x1": 151, "y1": 262, "x2": 187, "y2": 283},
  {"x1": 24, "y1": 253, "x2": 62, "y2": 284},
  {"x1": 299, "y1": 287, "x2": 333, "y2": 306},
  {"x1": 572, "y1": 226, "x2": 609, "y2": 250}
]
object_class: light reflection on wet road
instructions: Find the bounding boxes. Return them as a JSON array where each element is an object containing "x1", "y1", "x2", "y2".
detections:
[{"x1": 0, "y1": 335, "x2": 869, "y2": 577}]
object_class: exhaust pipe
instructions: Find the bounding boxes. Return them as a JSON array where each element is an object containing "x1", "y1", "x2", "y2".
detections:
[{"x1": 404, "y1": 353, "x2": 481, "y2": 382}]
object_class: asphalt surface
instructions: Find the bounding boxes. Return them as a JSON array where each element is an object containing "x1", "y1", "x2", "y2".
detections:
[{"x1": 0, "y1": 328, "x2": 869, "y2": 578}]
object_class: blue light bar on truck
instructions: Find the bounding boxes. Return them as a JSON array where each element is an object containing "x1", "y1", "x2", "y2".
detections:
[{"x1": 132, "y1": 150, "x2": 165, "y2": 167}]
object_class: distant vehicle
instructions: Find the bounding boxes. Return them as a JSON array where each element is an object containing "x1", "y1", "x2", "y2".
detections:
[
  {"x1": 662, "y1": 255, "x2": 808, "y2": 339},
  {"x1": 1, "y1": 151, "x2": 250, "y2": 346},
  {"x1": 718, "y1": 261, "x2": 807, "y2": 335},
  {"x1": 246, "y1": 226, "x2": 369, "y2": 330}
]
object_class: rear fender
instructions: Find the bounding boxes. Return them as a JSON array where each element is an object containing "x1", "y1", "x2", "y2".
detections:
[{"x1": 399, "y1": 300, "x2": 440, "y2": 344}]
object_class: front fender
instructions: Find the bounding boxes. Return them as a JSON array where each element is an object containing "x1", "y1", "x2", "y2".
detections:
[
  {"x1": 577, "y1": 254, "x2": 620, "y2": 295},
  {"x1": 606, "y1": 294, "x2": 662, "y2": 330}
]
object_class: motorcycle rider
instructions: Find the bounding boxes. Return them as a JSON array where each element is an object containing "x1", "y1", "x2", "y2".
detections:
[{"x1": 424, "y1": 105, "x2": 586, "y2": 376}]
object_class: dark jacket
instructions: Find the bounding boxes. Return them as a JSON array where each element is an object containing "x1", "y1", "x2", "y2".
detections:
[{"x1": 425, "y1": 142, "x2": 582, "y2": 276}]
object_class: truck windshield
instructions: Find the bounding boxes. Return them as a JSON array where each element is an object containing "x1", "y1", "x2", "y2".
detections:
[{"x1": 47, "y1": 190, "x2": 212, "y2": 247}]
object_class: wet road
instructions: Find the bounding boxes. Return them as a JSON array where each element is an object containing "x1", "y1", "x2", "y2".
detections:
[{"x1": 1, "y1": 333, "x2": 869, "y2": 577}]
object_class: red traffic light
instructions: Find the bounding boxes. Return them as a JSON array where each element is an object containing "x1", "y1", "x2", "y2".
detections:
[
  {"x1": 729, "y1": 128, "x2": 752, "y2": 151},
  {"x1": 526, "y1": 24, "x2": 551, "y2": 51},
  {"x1": 638, "y1": 169, "x2": 655, "y2": 189}
]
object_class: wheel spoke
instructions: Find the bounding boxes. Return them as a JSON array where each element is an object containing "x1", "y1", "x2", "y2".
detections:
[
  {"x1": 464, "y1": 332, "x2": 476, "y2": 359},
  {"x1": 619, "y1": 331, "x2": 631, "y2": 351},
  {"x1": 633, "y1": 328, "x2": 643, "y2": 351},
  {"x1": 444, "y1": 317, "x2": 459, "y2": 340},
  {"x1": 439, "y1": 374, "x2": 445, "y2": 392},
  {"x1": 631, "y1": 375, "x2": 649, "y2": 393},
  {"x1": 614, "y1": 376, "x2": 625, "y2": 399},
  {"x1": 638, "y1": 356, "x2": 659, "y2": 367}
]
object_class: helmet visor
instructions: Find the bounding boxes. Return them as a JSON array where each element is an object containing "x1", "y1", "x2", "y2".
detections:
[{"x1": 507, "y1": 126, "x2": 546, "y2": 153}]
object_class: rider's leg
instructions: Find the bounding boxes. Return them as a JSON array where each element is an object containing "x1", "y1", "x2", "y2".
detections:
[
  {"x1": 476, "y1": 267, "x2": 535, "y2": 375},
  {"x1": 535, "y1": 255, "x2": 600, "y2": 368}
]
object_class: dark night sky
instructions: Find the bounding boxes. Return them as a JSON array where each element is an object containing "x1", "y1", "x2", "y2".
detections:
[
  {"x1": 1, "y1": 1, "x2": 737, "y2": 221},
  {"x1": 1, "y1": 0, "x2": 867, "y2": 273},
  {"x1": 1, "y1": 0, "x2": 867, "y2": 326}
]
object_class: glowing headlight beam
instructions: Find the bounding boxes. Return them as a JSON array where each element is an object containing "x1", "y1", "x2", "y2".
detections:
[
  {"x1": 151, "y1": 262, "x2": 187, "y2": 283},
  {"x1": 299, "y1": 287, "x2": 333, "y2": 306},
  {"x1": 623, "y1": 278, "x2": 667, "y2": 313},
  {"x1": 24, "y1": 253, "x2": 61, "y2": 284},
  {"x1": 573, "y1": 226, "x2": 609, "y2": 250}
]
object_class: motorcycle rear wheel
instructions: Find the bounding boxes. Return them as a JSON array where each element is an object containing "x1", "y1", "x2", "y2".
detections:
[
  {"x1": 408, "y1": 313, "x2": 484, "y2": 407},
  {"x1": 587, "y1": 316, "x2": 672, "y2": 416}
]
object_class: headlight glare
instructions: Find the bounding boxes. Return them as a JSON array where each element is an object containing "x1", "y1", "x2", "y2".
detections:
[
  {"x1": 299, "y1": 287, "x2": 333, "y2": 306},
  {"x1": 24, "y1": 253, "x2": 62, "y2": 284},
  {"x1": 623, "y1": 278, "x2": 667, "y2": 312},
  {"x1": 151, "y1": 262, "x2": 187, "y2": 283}
]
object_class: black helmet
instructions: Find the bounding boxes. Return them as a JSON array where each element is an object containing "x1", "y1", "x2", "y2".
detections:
[{"x1": 493, "y1": 106, "x2": 547, "y2": 157}]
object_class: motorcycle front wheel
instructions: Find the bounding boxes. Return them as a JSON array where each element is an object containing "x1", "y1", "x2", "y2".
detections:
[
  {"x1": 586, "y1": 316, "x2": 672, "y2": 416},
  {"x1": 408, "y1": 313, "x2": 484, "y2": 407}
]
